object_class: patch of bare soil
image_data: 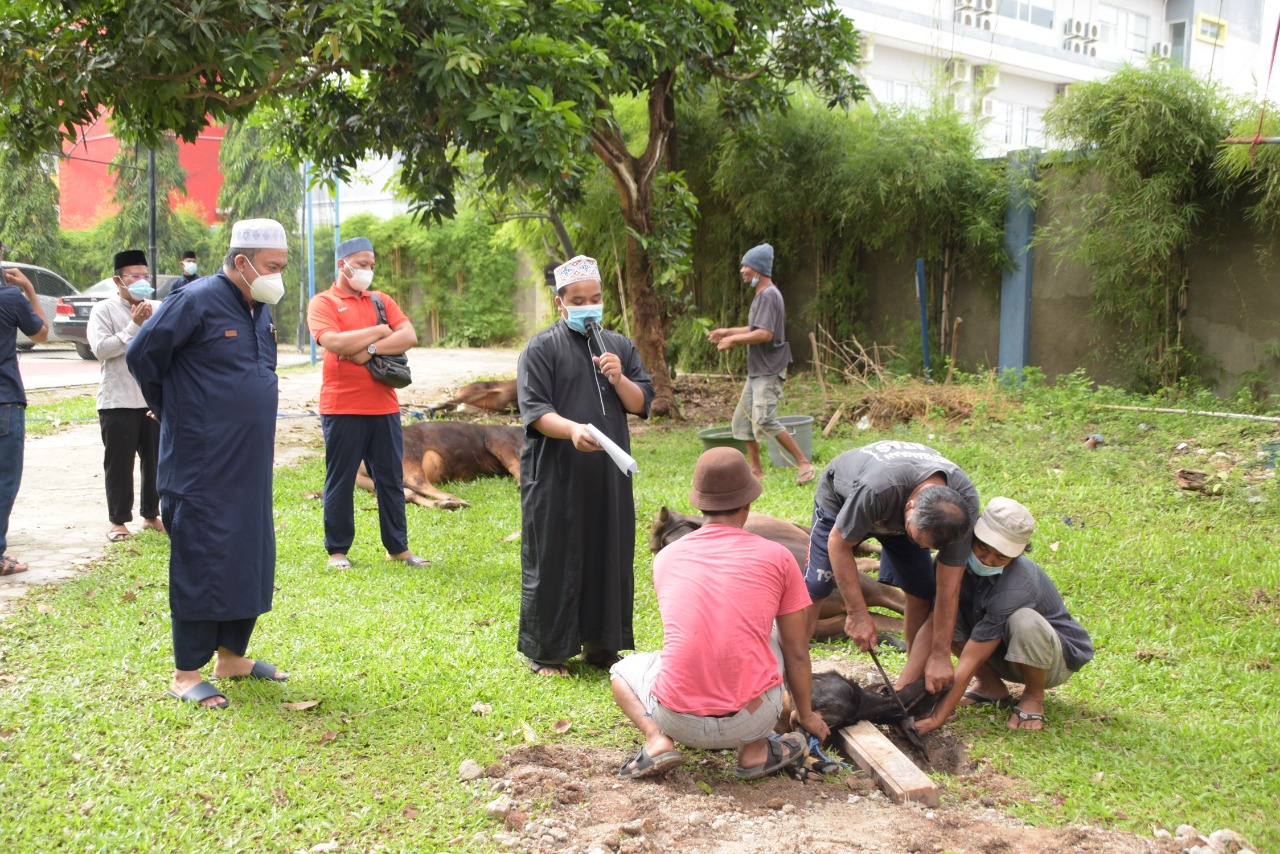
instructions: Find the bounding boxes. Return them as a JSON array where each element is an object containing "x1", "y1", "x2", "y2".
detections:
[
  {"x1": 457, "y1": 660, "x2": 1174, "y2": 854},
  {"x1": 464, "y1": 741, "x2": 1170, "y2": 854}
]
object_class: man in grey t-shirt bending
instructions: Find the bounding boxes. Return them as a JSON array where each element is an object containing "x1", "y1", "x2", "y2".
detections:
[
  {"x1": 708, "y1": 243, "x2": 815, "y2": 485},
  {"x1": 805, "y1": 440, "x2": 979, "y2": 693}
]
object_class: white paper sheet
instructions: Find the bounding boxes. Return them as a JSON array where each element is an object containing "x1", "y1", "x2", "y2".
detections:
[{"x1": 586, "y1": 423, "x2": 638, "y2": 476}]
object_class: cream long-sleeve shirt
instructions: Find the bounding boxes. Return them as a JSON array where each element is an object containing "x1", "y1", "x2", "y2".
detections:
[{"x1": 87, "y1": 295, "x2": 158, "y2": 410}]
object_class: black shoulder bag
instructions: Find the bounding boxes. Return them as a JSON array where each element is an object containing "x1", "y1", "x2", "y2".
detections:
[{"x1": 364, "y1": 295, "x2": 413, "y2": 389}]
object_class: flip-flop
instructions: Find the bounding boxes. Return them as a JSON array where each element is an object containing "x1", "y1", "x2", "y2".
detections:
[
  {"x1": 216, "y1": 660, "x2": 289, "y2": 683},
  {"x1": 327, "y1": 556, "x2": 352, "y2": 569},
  {"x1": 1009, "y1": 706, "x2": 1046, "y2": 730},
  {"x1": 735, "y1": 732, "x2": 807, "y2": 779},
  {"x1": 392, "y1": 553, "x2": 430, "y2": 568},
  {"x1": 107, "y1": 529, "x2": 131, "y2": 542},
  {"x1": 167, "y1": 680, "x2": 229, "y2": 709},
  {"x1": 795, "y1": 467, "x2": 817, "y2": 485},
  {"x1": 960, "y1": 690, "x2": 1016, "y2": 710},
  {"x1": 618, "y1": 746, "x2": 685, "y2": 779}
]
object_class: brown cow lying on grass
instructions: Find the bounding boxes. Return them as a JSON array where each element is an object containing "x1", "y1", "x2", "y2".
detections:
[
  {"x1": 649, "y1": 507, "x2": 907, "y2": 641},
  {"x1": 356, "y1": 421, "x2": 523, "y2": 510},
  {"x1": 425, "y1": 380, "x2": 519, "y2": 418}
]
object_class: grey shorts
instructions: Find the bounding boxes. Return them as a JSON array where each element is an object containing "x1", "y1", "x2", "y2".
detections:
[
  {"x1": 956, "y1": 608, "x2": 1075, "y2": 689},
  {"x1": 610, "y1": 633, "x2": 786, "y2": 750},
  {"x1": 731, "y1": 374, "x2": 786, "y2": 443}
]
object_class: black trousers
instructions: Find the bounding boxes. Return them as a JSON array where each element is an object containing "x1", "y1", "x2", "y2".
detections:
[
  {"x1": 99, "y1": 408, "x2": 160, "y2": 525},
  {"x1": 321, "y1": 413, "x2": 408, "y2": 556},
  {"x1": 171, "y1": 617, "x2": 257, "y2": 671}
]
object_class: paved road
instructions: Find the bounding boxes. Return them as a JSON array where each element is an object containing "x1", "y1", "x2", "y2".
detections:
[
  {"x1": 0, "y1": 347, "x2": 520, "y2": 613},
  {"x1": 18, "y1": 342, "x2": 317, "y2": 390}
]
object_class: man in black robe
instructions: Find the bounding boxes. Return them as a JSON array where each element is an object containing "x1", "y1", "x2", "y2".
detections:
[
  {"x1": 517, "y1": 254, "x2": 654, "y2": 676},
  {"x1": 127, "y1": 218, "x2": 291, "y2": 709}
]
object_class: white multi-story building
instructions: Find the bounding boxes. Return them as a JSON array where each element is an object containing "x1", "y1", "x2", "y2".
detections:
[{"x1": 837, "y1": 0, "x2": 1272, "y2": 154}]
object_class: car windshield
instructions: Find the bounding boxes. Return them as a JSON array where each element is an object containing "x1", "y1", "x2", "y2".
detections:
[{"x1": 81, "y1": 278, "x2": 118, "y2": 296}]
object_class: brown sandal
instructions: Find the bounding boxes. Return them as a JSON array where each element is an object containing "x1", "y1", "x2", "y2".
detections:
[{"x1": 0, "y1": 555, "x2": 28, "y2": 576}]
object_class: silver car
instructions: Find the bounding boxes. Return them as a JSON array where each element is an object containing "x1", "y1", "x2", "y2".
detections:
[{"x1": 2, "y1": 261, "x2": 77, "y2": 349}]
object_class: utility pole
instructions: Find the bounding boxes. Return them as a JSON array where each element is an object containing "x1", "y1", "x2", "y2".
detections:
[{"x1": 148, "y1": 148, "x2": 158, "y2": 281}]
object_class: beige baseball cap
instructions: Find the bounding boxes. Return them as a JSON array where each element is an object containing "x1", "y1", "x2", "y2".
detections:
[{"x1": 973, "y1": 497, "x2": 1035, "y2": 558}]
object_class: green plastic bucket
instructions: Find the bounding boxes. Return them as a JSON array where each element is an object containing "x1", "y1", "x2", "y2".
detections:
[{"x1": 696, "y1": 425, "x2": 747, "y2": 453}]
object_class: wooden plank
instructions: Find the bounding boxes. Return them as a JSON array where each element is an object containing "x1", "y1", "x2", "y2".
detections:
[{"x1": 837, "y1": 721, "x2": 940, "y2": 807}]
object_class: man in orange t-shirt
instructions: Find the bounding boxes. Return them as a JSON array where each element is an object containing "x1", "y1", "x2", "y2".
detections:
[{"x1": 306, "y1": 237, "x2": 429, "y2": 570}]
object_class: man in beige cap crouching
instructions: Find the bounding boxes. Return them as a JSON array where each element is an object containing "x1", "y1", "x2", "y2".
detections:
[
  {"x1": 909, "y1": 497, "x2": 1094, "y2": 734},
  {"x1": 608, "y1": 447, "x2": 830, "y2": 779}
]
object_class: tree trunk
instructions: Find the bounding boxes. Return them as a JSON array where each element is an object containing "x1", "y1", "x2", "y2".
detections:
[{"x1": 588, "y1": 71, "x2": 681, "y2": 418}]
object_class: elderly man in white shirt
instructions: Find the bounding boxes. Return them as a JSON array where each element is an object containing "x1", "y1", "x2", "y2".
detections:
[{"x1": 88, "y1": 249, "x2": 164, "y2": 542}]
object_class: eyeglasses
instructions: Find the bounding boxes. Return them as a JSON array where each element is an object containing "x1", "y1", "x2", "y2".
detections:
[{"x1": 121, "y1": 273, "x2": 152, "y2": 281}]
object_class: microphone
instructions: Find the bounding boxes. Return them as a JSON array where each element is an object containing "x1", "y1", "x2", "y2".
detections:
[{"x1": 584, "y1": 318, "x2": 602, "y2": 338}]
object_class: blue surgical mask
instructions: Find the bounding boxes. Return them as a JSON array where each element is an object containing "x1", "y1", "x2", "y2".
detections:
[
  {"x1": 128, "y1": 283, "x2": 155, "y2": 299},
  {"x1": 967, "y1": 552, "x2": 1005, "y2": 577},
  {"x1": 748, "y1": 274, "x2": 760, "y2": 288},
  {"x1": 563, "y1": 304, "x2": 603, "y2": 334}
]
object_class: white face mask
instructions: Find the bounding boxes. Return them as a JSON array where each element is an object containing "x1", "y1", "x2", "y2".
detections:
[
  {"x1": 242, "y1": 258, "x2": 285, "y2": 305},
  {"x1": 345, "y1": 265, "x2": 374, "y2": 291},
  {"x1": 183, "y1": 261, "x2": 198, "y2": 275}
]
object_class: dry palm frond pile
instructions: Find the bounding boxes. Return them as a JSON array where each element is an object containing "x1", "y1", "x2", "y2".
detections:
[
  {"x1": 848, "y1": 379, "x2": 1006, "y2": 428},
  {"x1": 810, "y1": 327, "x2": 1013, "y2": 430}
]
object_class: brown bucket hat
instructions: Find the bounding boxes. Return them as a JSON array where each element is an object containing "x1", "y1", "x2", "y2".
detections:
[{"x1": 689, "y1": 447, "x2": 763, "y2": 512}]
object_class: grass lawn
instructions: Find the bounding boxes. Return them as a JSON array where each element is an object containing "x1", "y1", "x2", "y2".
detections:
[{"x1": 1, "y1": 373, "x2": 1277, "y2": 850}]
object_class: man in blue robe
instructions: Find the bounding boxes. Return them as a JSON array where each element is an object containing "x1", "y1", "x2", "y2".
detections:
[
  {"x1": 127, "y1": 218, "x2": 291, "y2": 709},
  {"x1": 517, "y1": 255, "x2": 654, "y2": 676}
]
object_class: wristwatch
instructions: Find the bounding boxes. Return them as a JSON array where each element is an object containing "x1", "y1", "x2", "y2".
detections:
[{"x1": 367, "y1": 343, "x2": 377, "y2": 356}]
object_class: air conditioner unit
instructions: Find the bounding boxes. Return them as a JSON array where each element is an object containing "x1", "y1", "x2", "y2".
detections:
[
  {"x1": 981, "y1": 97, "x2": 997, "y2": 117},
  {"x1": 980, "y1": 15, "x2": 994, "y2": 30},
  {"x1": 954, "y1": 0, "x2": 980, "y2": 11},
  {"x1": 1055, "y1": 83, "x2": 1075, "y2": 99},
  {"x1": 975, "y1": 66, "x2": 1002, "y2": 88},
  {"x1": 1071, "y1": 40, "x2": 1084, "y2": 54},
  {"x1": 949, "y1": 60, "x2": 973, "y2": 83},
  {"x1": 1063, "y1": 18, "x2": 1081, "y2": 38},
  {"x1": 956, "y1": 10, "x2": 978, "y2": 28},
  {"x1": 1086, "y1": 44, "x2": 1098, "y2": 57},
  {"x1": 1084, "y1": 22, "x2": 1100, "y2": 41},
  {"x1": 975, "y1": 0, "x2": 996, "y2": 14},
  {"x1": 1152, "y1": 41, "x2": 1172, "y2": 58}
]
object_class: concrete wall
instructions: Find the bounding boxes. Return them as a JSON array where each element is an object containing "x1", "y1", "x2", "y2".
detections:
[{"x1": 775, "y1": 181, "x2": 1280, "y2": 394}]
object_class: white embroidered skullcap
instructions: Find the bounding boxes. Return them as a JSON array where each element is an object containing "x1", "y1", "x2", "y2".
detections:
[
  {"x1": 552, "y1": 255, "x2": 600, "y2": 291},
  {"x1": 229, "y1": 218, "x2": 288, "y2": 250}
]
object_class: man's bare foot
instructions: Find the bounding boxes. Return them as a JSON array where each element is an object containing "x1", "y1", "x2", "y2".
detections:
[
  {"x1": 527, "y1": 659, "x2": 568, "y2": 677},
  {"x1": 750, "y1": 468, "x2": 765, "y2": 481},
  {"x1": 210, "y1": 653, "x2": 287, "y2": 681},
  {"x1": 141, "y1": 517, "x2": 166, "y2": 533}
]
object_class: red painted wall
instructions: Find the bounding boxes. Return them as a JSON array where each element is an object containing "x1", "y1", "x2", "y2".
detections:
[{"x1": 59, "y1": 111, "x2": 225, "y2": 230}]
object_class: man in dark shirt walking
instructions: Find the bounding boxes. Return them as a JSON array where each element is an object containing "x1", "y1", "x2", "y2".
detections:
[{"x1": 708, "y1": 243, "x2": 814, "y2": 484}]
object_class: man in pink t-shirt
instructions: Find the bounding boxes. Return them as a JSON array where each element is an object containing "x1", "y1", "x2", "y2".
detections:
[{"x1": 609, "y1": 448, "x2": 830, "y2": 780}]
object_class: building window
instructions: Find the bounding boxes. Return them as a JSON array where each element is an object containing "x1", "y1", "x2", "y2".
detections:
[
  {"x1": 1195, "y1": 13, "x2": 1227, "y2": 45},
  {"x1": 867, "y1": 77, "x2": 930, "y2": 110},
  {"x1": 1097, "y1": 4, "x2": 1150, "y2": 55},
  {"x1": 996, "y1": 0, "x2": 1054, "y2": 29},
  {"x1": 990, "y1": 103, "x2": 1046, "y2": 149}
]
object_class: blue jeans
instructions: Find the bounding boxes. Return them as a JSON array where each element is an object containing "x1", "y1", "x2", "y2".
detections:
[{"x1": 0, "y1": 403, "x2": 25, "y2": 557}]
